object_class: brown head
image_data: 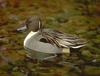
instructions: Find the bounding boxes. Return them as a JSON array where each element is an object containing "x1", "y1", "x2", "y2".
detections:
[{"x1": 17, "y1": 16, "x2": 43, "y2": 32}]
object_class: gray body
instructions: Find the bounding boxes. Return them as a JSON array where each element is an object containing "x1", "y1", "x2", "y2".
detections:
[{"x1": 24, "y1": 31, "x2": 63, "y2": 54}]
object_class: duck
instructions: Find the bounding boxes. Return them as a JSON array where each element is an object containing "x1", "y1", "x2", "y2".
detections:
[{"x1": 17, "y1": 16, "x2": 86, "y2": 60}]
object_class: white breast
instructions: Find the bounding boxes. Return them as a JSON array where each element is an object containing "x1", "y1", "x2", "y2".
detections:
[{"x1": 24, "y1": 31, "x2": 38, "y2": 47}]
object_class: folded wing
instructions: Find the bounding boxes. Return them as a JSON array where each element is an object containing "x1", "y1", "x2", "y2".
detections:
[{"x1": 42, "y1": 29, "x2": 86, "y2": 49}]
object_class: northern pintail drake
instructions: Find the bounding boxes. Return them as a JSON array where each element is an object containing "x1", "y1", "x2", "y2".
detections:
[{"x1": 17, "y1": 16, "x2": 86, "y2": 60}]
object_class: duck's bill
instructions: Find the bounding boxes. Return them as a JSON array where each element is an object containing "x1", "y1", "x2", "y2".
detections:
[{"x1": 16, "y1": 25, "x2": 27, "y2": 32}]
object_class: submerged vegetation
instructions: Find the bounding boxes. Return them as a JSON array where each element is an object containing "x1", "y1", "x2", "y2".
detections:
[{"x1": 0, "y1": 0, "x2": 100, "y2": 76}]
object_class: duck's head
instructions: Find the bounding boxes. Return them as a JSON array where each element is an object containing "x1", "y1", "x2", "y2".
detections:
[{"x1": 17, "y1": 16, "x2": 43, "y2": 32}]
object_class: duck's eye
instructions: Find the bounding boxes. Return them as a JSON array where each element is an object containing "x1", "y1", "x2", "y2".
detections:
[{"x1": 39, "y1": 38, "x2": 48, "y2": 43}]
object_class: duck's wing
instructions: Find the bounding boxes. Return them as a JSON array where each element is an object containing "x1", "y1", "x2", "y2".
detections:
[
  {"x1": 42, "y1": 29, "x2": 86, "y2": 49},
  {"x1": 41, "y1": 29, "x2": 61, "y2": 47}
]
